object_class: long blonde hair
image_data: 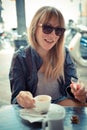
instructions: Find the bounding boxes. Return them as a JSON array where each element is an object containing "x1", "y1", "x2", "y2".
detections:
[{"x1": 29, "y1": 6, "x2": 65, "y2": 81}]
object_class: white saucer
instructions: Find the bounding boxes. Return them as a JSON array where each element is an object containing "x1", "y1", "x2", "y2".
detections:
[
  {"x1": 20, "y1": 107, "x2": 47, "y2": 123},
  {"x1": 19, "y1": 104, "x2": 65, "y2": 123}
]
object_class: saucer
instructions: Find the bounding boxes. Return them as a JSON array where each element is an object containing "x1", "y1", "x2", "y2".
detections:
[
  {"x1": 20, "y1": 108, "x2": 47, "y2": 117},
  {"x1": 19, "y1": 103, "x2": 65, "y2": 123},
  {"x1": 20, "y1": 107, "x2": 47, "y2": 123}
]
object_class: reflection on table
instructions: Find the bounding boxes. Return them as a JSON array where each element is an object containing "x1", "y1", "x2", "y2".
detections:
[{"x1": 0, "y1": 104, "x2": 87, "y2": 130}]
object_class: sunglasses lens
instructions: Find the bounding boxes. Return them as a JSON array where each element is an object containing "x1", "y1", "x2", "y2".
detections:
[
  {"x1": 41, "y1": 24, "x2": 65, "y2": 36},
  {"x1": 55, "y1": 28, "x2": 65, "y2": 36},
  {"x1": 42, "y1": 25, "x2": 53, "y2": 34}
]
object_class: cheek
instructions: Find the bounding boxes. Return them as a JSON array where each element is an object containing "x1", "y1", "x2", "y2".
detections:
[
  {"x1": 36, "y1": 30, "x2": 40, "y2": 40},
  {"x1": 55, "y1": 36, "x2": 60, "y2": 42},
  {"x1": 36, "y1": 29, "x2": 43, "y2": 38}
]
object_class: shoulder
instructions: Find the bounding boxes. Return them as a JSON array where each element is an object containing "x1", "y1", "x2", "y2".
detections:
[
  {"x1": 12, "y1": 45, "x2": 43, "y2": 67},
  {"x1": 13, "y1": 45, "x2": 34, "y2": 59},
  {"x1": 14, "y1": 45, "x2": 41, "y2": 58},
  {"x1": 11, "y1": 46, "x2": 32, "y2": 66}
]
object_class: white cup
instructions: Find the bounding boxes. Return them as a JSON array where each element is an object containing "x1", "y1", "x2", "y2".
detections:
[
  {"x1": 34, "y1": 95, "x2": 52, "y2": 113},
  {"x1": 42, "y1": 104, "x2": 65, "y2": 130}
]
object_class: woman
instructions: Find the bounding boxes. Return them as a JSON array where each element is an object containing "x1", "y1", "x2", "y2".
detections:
[{"x1": 9, "y1": 6, "x2": 87, "y2": 108}]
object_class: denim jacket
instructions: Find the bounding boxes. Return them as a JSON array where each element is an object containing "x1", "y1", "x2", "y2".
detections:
[{"x1": 9, "y1": 45, "x2": 77, "y2": 104}]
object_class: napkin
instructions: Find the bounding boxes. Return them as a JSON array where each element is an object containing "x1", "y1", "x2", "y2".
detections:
[{"x1": 19, "y1": 108, "x2": 47, "y2": 123}]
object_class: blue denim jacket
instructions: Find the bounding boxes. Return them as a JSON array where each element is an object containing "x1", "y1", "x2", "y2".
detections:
[{"x1": 9, "y1": 46, "x2": 77, "y2": 104}]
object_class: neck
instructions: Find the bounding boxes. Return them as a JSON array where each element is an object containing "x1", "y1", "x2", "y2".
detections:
[
  {"x1": 37, "y1": 48, "x2": 49, "y2": 73},
  {"x1": 37, "y1": 48, "x2": 48, "y2": 61}
]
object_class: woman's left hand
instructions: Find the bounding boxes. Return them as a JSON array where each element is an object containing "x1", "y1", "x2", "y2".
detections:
[{"x1": 70, "y1": 82, "x2": 87, "y2": 104}]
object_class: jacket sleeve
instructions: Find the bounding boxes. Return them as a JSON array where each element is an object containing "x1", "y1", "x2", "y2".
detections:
[
  {"x1": 64, "y1": 47, "x2": 78, "y2": 86},
  {"x1": 64, "y1": 47, "x2": 78, "y2": 98},
  {"x1": 9, "y1": 52, "x2": 27, "y2": 104}
]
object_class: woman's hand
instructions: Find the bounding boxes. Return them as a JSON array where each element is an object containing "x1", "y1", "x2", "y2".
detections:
[
  {"x1": 16, "y1": 91, "x2": 35, "y2": 108},
  {"x1": 70, "y1": 82, "x2": 87, "y2": 104}
]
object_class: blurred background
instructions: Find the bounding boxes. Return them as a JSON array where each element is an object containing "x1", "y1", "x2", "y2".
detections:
[{"x1": 0, "y1": 0, "x2": 87, "y2": 106}]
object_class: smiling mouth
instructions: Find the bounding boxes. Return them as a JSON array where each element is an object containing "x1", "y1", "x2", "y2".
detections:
[{"x1": 44, "y1": 39, "x2": 54, "y2": 44}]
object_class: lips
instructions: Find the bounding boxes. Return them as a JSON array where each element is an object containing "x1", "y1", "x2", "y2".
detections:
[{"x1": 44, "y1": 38, "x2": 54, "y2": 44}]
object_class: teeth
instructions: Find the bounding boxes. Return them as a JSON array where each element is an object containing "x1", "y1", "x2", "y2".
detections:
[{"x1": 45, "y1": 39, "x2": 53, "y2": 43}]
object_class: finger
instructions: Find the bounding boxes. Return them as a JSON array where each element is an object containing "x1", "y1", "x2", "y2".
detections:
[
  {"x1": 18, "y1": 96, "x2": 35, "y2": 108},
  {"x1": 26, "y1": 91, "x2": 33, "y2": 98},
  {"x1": 16, "y1": 91, "x2": 35, "y2": 108},
  {"x1": 22, "y1": 95, "x2": 35, "y2": 108},
  {"x1": 75, "y1": 95, "x2": 86, "y2": 103},
  {"x1": 75, "y1": 86, "x2": 85, "y2": 96},
  {"x1": 70, "y1": 83, "x2": 77, "y2": 92},
  {"x1": 16, "y1": 95, "x2": 26, "y2": 108}
]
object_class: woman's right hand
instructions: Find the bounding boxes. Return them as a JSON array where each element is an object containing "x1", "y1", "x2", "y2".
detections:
[{"x1": 16, "y1": 91, "x2": 35, "y2": 108}]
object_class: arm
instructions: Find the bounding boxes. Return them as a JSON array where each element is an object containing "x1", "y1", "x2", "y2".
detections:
[
  {"x1": 9, "y1": 52, "x2": 26, "y2": 103},
  {"x1": 64, "y1": 47, "x2": 78, "y2": 97},
  {"x1": 64, "y1": 47, "x2": 78, "y2": 85},
  {"x1": 9, "y1": 51, "x2": 35, "y2": 108},
  {"x1": 64, "y1": 47, "x2": 87, "y2": 104}
]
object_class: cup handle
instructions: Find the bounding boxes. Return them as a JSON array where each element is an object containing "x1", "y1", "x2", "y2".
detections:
[{"x1": 42, "y1": 118, "x2": 48, "y2": 130}]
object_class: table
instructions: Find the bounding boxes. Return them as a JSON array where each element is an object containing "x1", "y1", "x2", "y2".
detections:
[{"x1": 0, "y1": 104, "x2": 87, "y2": 130}]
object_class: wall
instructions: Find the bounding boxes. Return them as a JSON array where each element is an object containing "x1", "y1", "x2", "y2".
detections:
[
  {"x1": 2, "y1": 0, "x2": 17, "y2": 30},
  {"x1": 25, "y1": 0, "x2": 80, "y2": 27},
  {"x1": 1, "y1": 0, "x2": 86, "y2": 30}
]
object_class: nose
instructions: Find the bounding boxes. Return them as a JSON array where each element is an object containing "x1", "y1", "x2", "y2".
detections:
[{"x1": 50, "y1": 30, "x2": 56, "y2": 37}]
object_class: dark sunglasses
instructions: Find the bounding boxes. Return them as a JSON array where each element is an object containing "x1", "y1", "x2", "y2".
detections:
[{"x1": 39, "y1": 24, "x2": 65, "y2": 36}]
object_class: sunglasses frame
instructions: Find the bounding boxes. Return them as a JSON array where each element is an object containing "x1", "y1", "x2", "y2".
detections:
[{"x1": 39, "y1": 24, "x2": 65, "y2": 36}]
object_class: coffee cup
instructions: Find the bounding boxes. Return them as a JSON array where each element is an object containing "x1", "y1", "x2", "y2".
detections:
[
  {"x1": 34, "y1": 95, "x2": 52, "y2": 113},
  {"x1": 42, "y1": 104, "x2": 65, "y2": 130}
]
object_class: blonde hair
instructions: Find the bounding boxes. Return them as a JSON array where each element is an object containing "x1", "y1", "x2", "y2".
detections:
[{"x1": 28, "y1": 6, "x2": 65, "y2": 80}]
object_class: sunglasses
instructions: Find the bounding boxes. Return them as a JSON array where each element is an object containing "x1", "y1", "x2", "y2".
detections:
[{"x1": 39, "y1": 24, "x2": 65, "y2": 36}]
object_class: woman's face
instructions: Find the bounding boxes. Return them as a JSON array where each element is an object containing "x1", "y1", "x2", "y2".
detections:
[{"x1": 36, "y1": 17, "x2": 60, "y2": 54}]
